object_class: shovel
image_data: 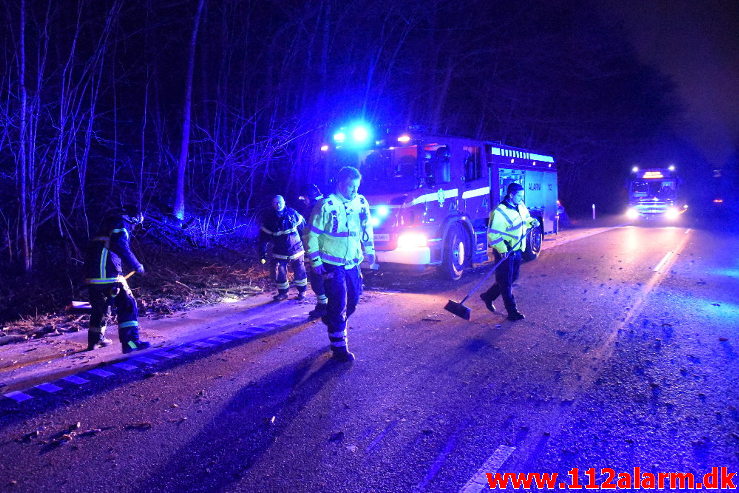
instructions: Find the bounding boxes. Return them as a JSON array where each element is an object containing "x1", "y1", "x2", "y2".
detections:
[
  {"x1": 444, "y1": 235, "x2": 525, "y2": 320},
  {"x1": 68, "y1": 271, "x2": 136, "y2": 312}
]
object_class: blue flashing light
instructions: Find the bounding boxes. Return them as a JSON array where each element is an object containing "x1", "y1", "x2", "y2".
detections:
[
  {"x1": 332, "y1": 121, "x2": 373, "y2": 148},
  {"x1": 352, "y1": 125, "x2": 370, "y2": 144},
  {"x1": 376, "y1": 205, "x2": 390, "y2": 218}
]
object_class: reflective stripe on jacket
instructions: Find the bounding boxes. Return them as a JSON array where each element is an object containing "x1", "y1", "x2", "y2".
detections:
[
  {"x1": 259, "y1": 207, "x2": 305, "y2": 259},
  {"x1": 306, "y1": 193, "x2": 375, "y2": 268},
  {"x1": 84, "y1": 218, "x2": 142, "y2": 284},
  {"x1": 487, "y1": 201, "x2": 536, "y2": 254}
]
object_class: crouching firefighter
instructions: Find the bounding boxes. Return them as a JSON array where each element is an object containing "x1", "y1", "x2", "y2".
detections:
[
  {"x1": 305, "y1": 166, "x2": 375, "y2": 362},
  {"x1": 83, "y1": 206, "x2": 150, "y2": 353},
  {"x1": 298, "y1": 184, "x2": 328, "y2": 318},
  {"x1": 480, "y1": 182, "x2": 540, "y2": 321},
  {"x1": 259, "y1": 195, "x2": 308, "y2": 301}
]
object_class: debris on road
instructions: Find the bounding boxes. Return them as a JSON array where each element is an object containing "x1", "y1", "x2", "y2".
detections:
[
  {"x1": 329, "y1": 431, "x2": 345, "y2": 442},
  {"x1": 124, "y1": 422, "x2": 153, "y2": 431}
]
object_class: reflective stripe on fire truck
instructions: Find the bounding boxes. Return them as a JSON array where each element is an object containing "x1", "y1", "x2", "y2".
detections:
[
  {"x1": 461, "y1": 186, "x2": 490, "y2": 199},
  {"x1": 411, "y1": 188, "x2": 459, "y2": 205}
]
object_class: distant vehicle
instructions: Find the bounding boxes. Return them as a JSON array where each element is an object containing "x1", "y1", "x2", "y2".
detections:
[
  {"x1": 321, "y1": 124, "x2": 559, "y2": 280},
  {"x1": 626, "y1": 166, "x2": 686, "y2": 221}
]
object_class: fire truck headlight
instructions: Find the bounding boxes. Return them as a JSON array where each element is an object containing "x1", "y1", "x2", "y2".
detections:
[
  {"x1": 333, "y1": 131, "x2": 346, "y2": 143},
  {"x1": 375, "y1": 205, "x2": 390, "y2": 218},
  {"x1": 397, "y1": 232, "x2": 427, "y2": 249},
  {"x1": 665, "y1": 207, "x2": 680, "y2": 220},
  {"x1": 626, "y1": 207, "x2": 639, "y2": 220}
]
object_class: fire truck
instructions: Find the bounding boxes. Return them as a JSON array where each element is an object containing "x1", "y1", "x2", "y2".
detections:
[
  {"x1": 626, "y1": 166, "x2": 686, "y2": 221},
  {"x1": 322, "y1": 124, "x2": 559, "y2": 280}
]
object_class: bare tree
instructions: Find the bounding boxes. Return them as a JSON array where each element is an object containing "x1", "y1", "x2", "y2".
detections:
[{"x1": 173, "y1": 0, "x2": 206, "y2": 221}]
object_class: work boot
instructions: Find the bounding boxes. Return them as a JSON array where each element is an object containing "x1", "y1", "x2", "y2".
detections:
[
  {"x1": 273, "y1": 293, "x2": 288, "y2": 301},
  {"x1": 507, "y1": 311, "x2": 525, "y2": 321},
  {"x1": 122, "y1": 340, "x2": 151, "y2": 354},
  {"x1": 296, "y1": 291, "x2": 306, "y2": 301},
  {"x1": 331, "y1": 347, "x2": 355, "y2": 362},
  {"x1": 479, "y1": 292, "x2": 497, "y2": 313},
  {"x1": 87, "y1": 331, "x2": 113, "y2": 351},
  {"x1": 308, "y1": 304, "x2": 328, "y2": 319}
]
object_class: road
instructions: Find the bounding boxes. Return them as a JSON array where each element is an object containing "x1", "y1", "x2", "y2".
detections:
[{"x1": 1, "y1": 222, "x2": 738, "y2": 492}]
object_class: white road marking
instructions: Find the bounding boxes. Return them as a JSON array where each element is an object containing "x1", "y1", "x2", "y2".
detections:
[
  {"x1": 35, "y1": 383, "x2": 62, "y2": 393},
  {"x1": 653, "y1": 251, "x2": 674, "y2": 272},
  {"x1": 62, "y1": 375, "x2": 89, "y2": 385},
  {"x1": 543, "y1": 225, "x2": 625, "y2": 251},
  {"x1": 131, "y1": 357, "x2": 158, "y2": 365},
  {"x1": 87, "y1": 368, "x2": 114, "y2": 378},
  {"x1": 458, "y1": 445, "x2": 516, "y2": 493},
  {"x1": 192, "y1": 341, "x2": 215, "y2": 348},
  {"x1": 4, "y1": 391, "x2": 33, "y2": 402},
  {"x1": 153, "y1": 351, "x2": 179, "y2": 359}
]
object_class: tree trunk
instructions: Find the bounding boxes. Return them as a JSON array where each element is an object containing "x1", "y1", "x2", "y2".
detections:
[
  {"x1": 18, "y1": 0, "x2": 31, "y2": 272},
  {"x1": 173, "y1": 0, "x2": 206, "y2": 221}
]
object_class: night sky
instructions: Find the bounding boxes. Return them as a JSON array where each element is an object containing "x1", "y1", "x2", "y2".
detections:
[{"x1": 599, "y1": 0, "x2": 739, "y2": 168}]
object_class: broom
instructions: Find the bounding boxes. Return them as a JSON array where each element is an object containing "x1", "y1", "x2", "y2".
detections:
[{"x1": 444, "y1": 235, "x2": 525, "y2": 320}]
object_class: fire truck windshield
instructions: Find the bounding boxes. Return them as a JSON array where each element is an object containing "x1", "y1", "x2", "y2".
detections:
[
  {"x1": 631, "y1": 180, "x2": 676, "y2": 199},
  {"x1": 357, "y1": 147, "x2": 418, "y2": 194}
]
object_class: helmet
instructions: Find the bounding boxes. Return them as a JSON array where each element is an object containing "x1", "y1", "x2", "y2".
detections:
[
  {"x1": 110, "y1": 204, "x2": 144, "y2": 226},
  {"x1": 299, "y1": 184, "x2": 323, "y2": 202}
]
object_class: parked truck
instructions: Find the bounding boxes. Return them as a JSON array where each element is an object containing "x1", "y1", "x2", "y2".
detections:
[{"x1": 322, "y1": 124, "x2": 559, "y2": 279}]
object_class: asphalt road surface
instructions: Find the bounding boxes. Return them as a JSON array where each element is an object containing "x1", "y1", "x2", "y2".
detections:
[{"x1": 1, "y1": 222, "x2": 737, "y2": 492}]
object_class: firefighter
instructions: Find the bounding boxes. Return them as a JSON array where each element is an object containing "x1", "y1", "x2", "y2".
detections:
[
  {"x1": 298, "y1": 184, "x2": 328, "y2": 318},
  {"x1": 259, "y1": 195, "x2": 308, "y2": 301},
  {"x1": 305, "y1": 166, "x2": 375, "y2": 362},
  {"x1": 83, "y1": 206, "x2": 150, "y2": 353},
  {"x1": 480, "y1": 183, "x2": 540, "y2": 321}
]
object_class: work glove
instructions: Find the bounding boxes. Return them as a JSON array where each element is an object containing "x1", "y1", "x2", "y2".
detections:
[
  {"x1": 365, "y1": 253, "x2": 376, "y2": 266},
  {"x1": 135, "y1": 264, "x2": 146, "y2": 275},
  {"x1": 530, "y1": 218, "x2": 540, "y2": 228}
]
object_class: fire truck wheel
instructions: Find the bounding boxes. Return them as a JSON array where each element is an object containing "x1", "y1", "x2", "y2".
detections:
[
  {"x1": 523, "y1": 222, "x2": 543, "y2": 261},
  {"x1": 440, "y1": 223, "x2": 470, "y2": 280}
]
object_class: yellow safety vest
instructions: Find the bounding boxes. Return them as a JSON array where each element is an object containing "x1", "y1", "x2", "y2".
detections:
[
  {"x1": 306, "y1": 193, "x2": 375, "y2": 268},
  {"x1": 487, "y1": 201, "x2": 536, "y2": 254}
]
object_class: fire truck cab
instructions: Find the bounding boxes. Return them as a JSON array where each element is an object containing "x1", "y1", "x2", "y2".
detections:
[
  {"x1": 323, "y1": 127, "x2": 559, "y2": 280},
  {"x1": 626, "y1": 166, "x2": 685, "y2": 221}
]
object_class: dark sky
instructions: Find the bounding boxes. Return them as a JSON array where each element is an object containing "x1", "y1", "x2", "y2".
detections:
[{"x1": 598, "y1": 0, "x2": 739, "y2": 168}]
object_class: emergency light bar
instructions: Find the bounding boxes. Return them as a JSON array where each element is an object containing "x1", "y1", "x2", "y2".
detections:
[
  {"x1": 332, "y1": 122, "x2": 373, "y2": 148},
  {"x1": 490, "y1": 147, "x2": 554, "y2": 163},
  {"x1": 642, "y1": 171, "x2": 664, "y2": 179}
]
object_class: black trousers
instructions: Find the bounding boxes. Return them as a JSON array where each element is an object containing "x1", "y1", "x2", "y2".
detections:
[
  {"x1": 271, "y1": 256, "x2": 308, "y2": 294},
  {"x1": 482, "y1": 250, "x2": 522, "y2": 313},
  {"x1": 308, "y1": 264, "x2": 327, "y2": 305},
  {"x1": 321, "y1": 264, "x2": 363, "y2": 351},
  {"x1": 88, "y1": 281, "x2": 141, "y2": 344}
]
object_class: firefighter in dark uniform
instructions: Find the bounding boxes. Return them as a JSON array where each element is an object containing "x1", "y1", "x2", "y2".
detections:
[
  {"x1": 259, "y1": 195, "x2": 308, "y2": 301},
  {"x1": 480, "y1": 182, "x2": 540, "y2": 321},
  {"x1": 305, "y1": 167, "x2": 375, "y2": 362},
  {"x1": 298, "y1": 184, "x2": 328, "y2": 318},
  {"x1": 84, "y1": 206, "x2": 150, "y2": 353}
]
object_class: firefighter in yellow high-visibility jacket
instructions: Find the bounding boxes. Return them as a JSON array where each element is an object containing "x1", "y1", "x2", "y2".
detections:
[
  {"x1": 305, "y1": 166, "x2": 375, "y2": 362},
  {"x1": 480, "y1": 182, "x2": 540, "y2": 321}
]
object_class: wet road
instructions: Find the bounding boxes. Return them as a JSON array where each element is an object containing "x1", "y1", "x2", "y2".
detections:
[{"x1": 1, "y1": 223, "x2": 737, "y2": 492}]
